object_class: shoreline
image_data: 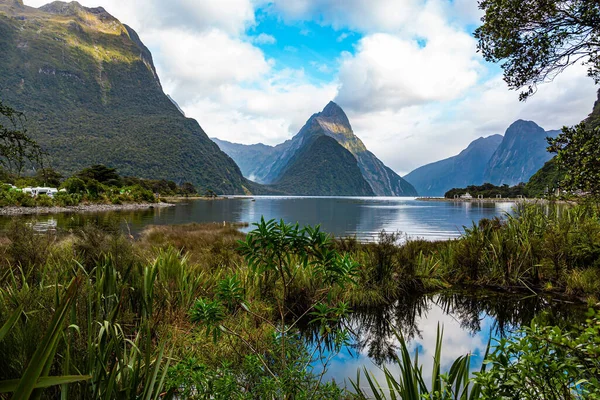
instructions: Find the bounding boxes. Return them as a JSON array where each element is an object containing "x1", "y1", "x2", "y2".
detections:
[
  {"x1": 0, "y1": 202, "x2": 175, "y2": 216},
  {"x1": 417, "y1": 197, "x2": 537, "y2": 203}
]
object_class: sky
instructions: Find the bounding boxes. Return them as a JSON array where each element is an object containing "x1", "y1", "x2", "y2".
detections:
[{"x1": 24, "y1": 0, "x2": 600, "y2": 175}]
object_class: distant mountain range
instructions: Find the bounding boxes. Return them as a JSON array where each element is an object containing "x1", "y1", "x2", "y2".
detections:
[
  {"x1": 404, "y1": 120, "x2": 558, "y2": 196},
  {"x1": 0, "y1": 0, "x2": 260, "y2": 194},
  {"x1": 214, "y1": 102, "x2": 418, "y2": 197}
]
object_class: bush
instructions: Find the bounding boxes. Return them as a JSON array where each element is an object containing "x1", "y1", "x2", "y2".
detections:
[
  {"x1": 53, "y1": 192, "x2": 81, "y2": 207},
  {"x1": 61, "y1": 177, "x2": 86, "y2": 194},
  {"x1": 35, "y1": 194, "x2": 53, "y2": 207}
]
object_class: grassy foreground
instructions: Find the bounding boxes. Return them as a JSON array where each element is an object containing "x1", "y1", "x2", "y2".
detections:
[{"x1": 0, "y1": 202, "x2": 598, "y2": 398}]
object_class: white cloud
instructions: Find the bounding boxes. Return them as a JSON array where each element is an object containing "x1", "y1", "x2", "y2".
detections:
[
  {"x1": 25, "y1": 0, "x2": 255, "y2": 35},
  {"x1": 337, "y1": 32, "x2": 351, "y2": 42},
  {"x1": 182, "y1": 70, "x2": 338, "y2": 145},
  {"x1": 253, "y1": 33, "x2": 277, "y2": 45},
  {"x1": 336, "y1": 31, "x2": 480, "y2": 112},
  {"x1": 145, "y1": 29, "x2": 271, "y2": 101}
]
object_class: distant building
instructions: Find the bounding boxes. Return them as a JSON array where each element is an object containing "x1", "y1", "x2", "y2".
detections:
[{"x1": 460, "y1": 192, "x2": 473, "y2": 199}]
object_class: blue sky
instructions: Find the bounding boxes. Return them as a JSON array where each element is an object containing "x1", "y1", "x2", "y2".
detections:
[
  {"x1": 24, "y1": 0, "x2": 599, "y2": 175},
  {"x1": 250, "y1": 8, "x2": 360, "y2": 84}
]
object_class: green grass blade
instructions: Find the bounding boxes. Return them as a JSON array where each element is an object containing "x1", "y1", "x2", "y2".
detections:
[
  {"x1": 11, "y1": 277, "x2": 80, "y2": 400},
  {"x1": 0, "y1": 375, "x2": 91, "y2": 393},
  {"x1": 0, "y1": 304, "x2": 23, "y2": 341}
]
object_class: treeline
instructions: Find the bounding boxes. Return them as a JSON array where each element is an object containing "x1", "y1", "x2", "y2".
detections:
[
  {"x1": 0, "y1": 164, "x2": 199, "y2": 207},
  {"x1": 445, "y1": 182, "x2": 528, "y2": 199}
]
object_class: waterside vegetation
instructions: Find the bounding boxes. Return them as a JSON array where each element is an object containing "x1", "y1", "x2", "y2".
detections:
[
  {"x1": 0, "y1": 202, "x2": 598, "y2": 398},
  {"x1": 0, "y1": 164, "x2": 198, "y2": 208}
]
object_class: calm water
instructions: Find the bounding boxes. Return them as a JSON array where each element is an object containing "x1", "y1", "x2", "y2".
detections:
[
  {"x1": 308, "y1": 290, "x2": 583, "y2": 390},
  {"x1": 2, "y1": 196, "x2": 516, "y2": 241},
  {"x1": 0, "y1": 196, "x2": 582, "y2": 391}
]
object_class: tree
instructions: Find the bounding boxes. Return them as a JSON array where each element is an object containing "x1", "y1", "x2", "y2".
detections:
[
  {"x1": 0, "y1": 101, "x2": 44, "y2": 175},
  {"x1": 179, "y1": 182, "x2": 196, "y2": 196},
  {"x1": 548, "y1": 123, "x2": 600, "y2": 195},
  {"x1": 475, "y1": 0, "x2": 600, "y2": 101},
  {"x1": 77, "y1": 164, "x2": 120, "y2": 185},
  {"x1": 36, "y1": 167, "x2": 63, "y2": 187}
]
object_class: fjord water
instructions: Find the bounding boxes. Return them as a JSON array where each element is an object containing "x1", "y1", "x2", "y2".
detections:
[{"x1": 12, "y1": 196, "x2": 516, "y2": 240}]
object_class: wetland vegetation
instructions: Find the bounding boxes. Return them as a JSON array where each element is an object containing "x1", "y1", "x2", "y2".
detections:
[{"x1": 0, "y1": 202, "x2": 598, "y2": 398}]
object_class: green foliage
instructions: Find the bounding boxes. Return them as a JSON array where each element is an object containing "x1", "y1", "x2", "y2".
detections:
[
  {"x1": 445, "y1": 182, "x2": 527, "y2": 199},
  {"x1": 61, "y1": 176, "x2": 86, "y2": 194},
  {"x1": 77, "y1": 164, "x2": 121, "y2": 185},
  {"x1": 165, "y1": 338, "x2": 346, "y2": 399},
  {"x1": 35, "y1": 167, "x2": 62, "y2": 187},
  {"x1": 548, "y1": 123, "x2": 600, "y2": 196},
  {"x1": 525, "y1": 158, "x2": 564, "y2": 198},
  {"x1": 475, "y1": 310, "x2": 600, "y2": 399},
  {"x1": 475, "y1": 0, "x2": 600, "y2": 101},
  {"x1": 190, "y1": 218, "x2": 358, "y2": 397}
]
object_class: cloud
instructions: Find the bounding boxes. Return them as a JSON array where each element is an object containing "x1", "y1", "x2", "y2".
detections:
[
  {"x1": 145, "y1": 29, "x2": 271, "y2": 102},
  {"x1": 25, "y1": 0, "x2": 255, "y2": 35},
  {"x1": 336, "y1": 32, "x2": 351, "y2": 42},
  {"x1": 336, "y1": 31, "x2": 480, "y2": 112},
  {"x1": 181, "y1": 71, "x2": 338, "y2": 145},
  {"x1": 253, "y1": 33, "x2": 277, "y2": 45},
  {"x1": 310, "y1": 61, "x2": 332, "y2": 73}
]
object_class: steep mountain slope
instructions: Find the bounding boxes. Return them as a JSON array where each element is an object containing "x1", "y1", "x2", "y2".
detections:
[
  {"x1": 212, "y1": 138, "x2": 284, "y2": 183},
  {"x1": 0, "y1": 0, "x2": 253, "y2": 194},
  {"x1": 403, "y1": 134, "x2": 503, "y2": 196},
  {"x1": 272, "y1": 135, "x2": 374, "y2": 196},
  {"x1": 215, "y1": 102, "x2": 418, "y2": 196},
  {"x1": 483, "y1": 120, "x2": 557, "y2": 186}
]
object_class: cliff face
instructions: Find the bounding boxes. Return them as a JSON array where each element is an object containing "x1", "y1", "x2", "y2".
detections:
[
  {"x1": 483, "y1": 120, "x2": 556, "y2": 186},
  {"x1": 0, "y1": 0, "x2": 253, "y2": 194}
]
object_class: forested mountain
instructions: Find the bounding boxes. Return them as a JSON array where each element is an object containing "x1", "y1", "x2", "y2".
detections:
[
  {"x1": 214, "y1": 102, "x2": 418, "y2": 196},
  {"x1": 403, "y1": 135, "x2": 503, "y2": 196},
  {"x1": 0, "y1": 0, "x2": 254, "y2": 194},
  {"x1": 272, "y1": 135, "x2": 374, "y2": 196}
]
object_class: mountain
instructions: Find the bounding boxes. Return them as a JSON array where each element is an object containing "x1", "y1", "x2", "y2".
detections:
[
  {"x1": 483, "y1": 120, "x2": 557, "y2": 186},
  {"x1": 211, "y1": 138, "x2": 283, "y2": 183},
  {"x1": 272, "y1": 135, "x2": 374, "y2": 196},
  {"x1": 0, "y1": 0, "x2": 254, "y2": 194},
  {"x1": 214, "y1": 102, "x2": 418, "y2": 196},
  {"x1": 403, "y1": 134, "x2": 503, "y2": 196}
]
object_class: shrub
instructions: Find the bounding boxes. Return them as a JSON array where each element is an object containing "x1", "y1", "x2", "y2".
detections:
[
  {"x1": 35, "y1": 194, "x2": 54, "y2": 207},
  {"x1": 61, "y1": 177, "x2": 86, "y2": 194}
]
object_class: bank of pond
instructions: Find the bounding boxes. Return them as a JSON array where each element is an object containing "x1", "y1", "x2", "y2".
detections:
[{"x1": 0, "y1": 202, "x2": 599, "y2": 398}]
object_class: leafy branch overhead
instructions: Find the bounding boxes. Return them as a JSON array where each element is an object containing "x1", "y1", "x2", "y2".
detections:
[{"x1": 475, "y1": 0, "x2": 600, "y2": 100}]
